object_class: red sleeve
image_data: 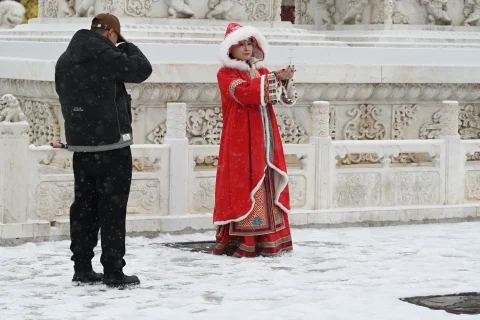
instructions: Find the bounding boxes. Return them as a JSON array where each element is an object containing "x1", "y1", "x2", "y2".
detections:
[{"x1": 217, "y1": 67, "x2": 270, "y2": 106}]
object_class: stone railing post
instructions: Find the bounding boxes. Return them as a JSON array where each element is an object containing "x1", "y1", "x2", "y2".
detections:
[
  {"x1": 439, "y1": 100, "x2": 463, "y2": 205},
  {"x1": 0, "y1": 121, "x2": 30, "y2": 225},
  {"x1": 311, "y1": 101, "x2": 332, "y2": 210},
  {"x1": 163, "y1": 102, "x2": 188, "y2": 215}
]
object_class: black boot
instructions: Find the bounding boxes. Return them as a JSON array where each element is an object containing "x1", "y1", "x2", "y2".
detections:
[
  {"x1": 72, "y1": 270, "x2": 104, "y2": 283},
  {"x1": 103, "y1": 271, "x2": 140, "y2": 287}
]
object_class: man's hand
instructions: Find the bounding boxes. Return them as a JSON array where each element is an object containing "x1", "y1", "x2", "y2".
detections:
[{"x1": 275, "y1": 65, "x2": 296, "y2": 81}]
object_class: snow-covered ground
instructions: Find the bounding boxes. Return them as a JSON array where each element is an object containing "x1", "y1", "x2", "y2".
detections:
[{"x1": 1, "y1": 222, "x2": 480, "y2": 320}]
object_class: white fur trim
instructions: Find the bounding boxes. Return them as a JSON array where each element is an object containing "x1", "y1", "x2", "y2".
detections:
[
  {"x1": 277, "y1": 80, "x2": 297, "y2": 108},
  {"x1": 219, "y1": 25, "x2": 269, "y2": 71},
  {"x1": 260, "y1": 74, "x2": 266, "y2": 107}
]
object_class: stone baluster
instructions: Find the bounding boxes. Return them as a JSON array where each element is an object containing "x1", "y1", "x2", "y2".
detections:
[
  {"x1": 439, "y1": 100, "x2": 463, "y2": 205},
  {"x1": 164, "y1": 102, "x2": 189, "y2": 215},
  {"x1": 311, "y1": 101, "x2": 333, "y2": 209},
  {"x1": 0, "y1": 120, "x2": 30, "y2": 226}
]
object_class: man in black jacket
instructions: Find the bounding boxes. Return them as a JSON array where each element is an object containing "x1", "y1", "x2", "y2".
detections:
[{"x1": 55, "y1": 13, "x2": 152, "y2": 287}]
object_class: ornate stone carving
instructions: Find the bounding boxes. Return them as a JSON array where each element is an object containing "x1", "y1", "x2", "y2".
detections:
[
  {"x1": 276, "y1": 114, "x2": 308, "y2": 144},
  {"x1": 419, "y1": 0, "x2": 452, "y2": 25},
  {"x1": 464, "y1": 0, "x2": 480, "y2": 26},
  {"x1": 337, "y1": 153, "x2": 381, "y2": 165},
  {"x1": 165, "y1": 0, "x2": 196, "y2": 18},
  {"x1": 166, "y1": 103, "x2": 187, "y2": 139},
  {"x1": 0, "y1": 94, "x2": 27, "y2": 123},
  {"x1": 459, "y1": 104, "x2": 480, "y2": 139},
  {"x1": 344, "y1": 104, "x2": 386, "y2": 140},
  {"x1": 394, "y1": 172, "x2": 439, "y2": 205},
  {"x1": 192, "y1": 177, "x2": 216, "y2": 211},
  {"x1": 57, "y1": 0, "x2": 76, "y2": 17},
  {"x1": 187, "y1": 107, "x2": 223, "y2": 145},
  {"x1": 21, "y1": 100, "x2": 60, "y2": 146},
  {"x1": 295, "y1": 0, "x2": 314, "y2": 24},
  {"x1": 195, "y1": 155, "x2": 219, "y2": 167},
  {"x1": 20, "y1": 0, "x2": 38, "y2": 21},
  {"x1": 465, "y1": 171, "x2": 480, "y2": 200},
  {"x1": 125, "y1": 0, "x2": 153, "y2": 17},
  {"x1": 3, "y1": 80, "x2": 480, "y2": 104},
  {"x1": 335, "y1": 173, "x2": 381, "y2": 207},
  {"x1": 128, "y1": 180, "x2": 161, "y2": 213},
  {"x1": 238, "y1": 0, "x2": 281, "y2": 21},
  {"x1": 393, "y1": 104, "x2": 417, "y2": 139},
  {"x1": 101, "y1": 0, "x2": 121, "y2": 12},
  {"x1": 419, "y1": 110, "x2": 442, "y2": 139},
  {"x1": 311, "y1": 101, "x2": 330, "y2": 137},
  {"x1": 36, "y1": 182, "x2": 74, "y2": 219},
  {"x1": 289, "y1": 176, "x2": 306, "y2": 208},
  {"x1": 338, "y1": 0, "x2": 368, "y2": 24},
  {"x1": 0, "y1": 0, "x2": 25, "y2": 29},
  {"x1": 371, "y1": 0, "x2": 410, "y2": 24},
  {"x1": 76, "y1": 0, "x2": 96, "y2": 17},
  {"x1": 440, "y1": 100, "x2": 459, "y2": 136},
  {"x1": 132, "y1": 157, "x2": 160, "y2": 172},
  {"x1": 146, "y1": 122, "x2": 167, "y2": 144},
  {"x1": 40, "y1": 0, "x2": 59, "y2": 17},
  {"x1": 206, "y1": 0, "x2": 234, "y2": 19},
  {"x1": 316, "y1": 0, "x2": 335, "y2": 25}
]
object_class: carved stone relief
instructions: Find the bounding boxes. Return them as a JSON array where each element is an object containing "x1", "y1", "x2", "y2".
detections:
[
  {"x1": 147, "y1": 107, "x2": 309, "y2": 145},
  {"x1": 238, "y1": 0, "x2": 281, "y2": 21},
  {"x1": 338, "y1": 0, "x2": 368, "y2": 24},
  {"x1": 465, "y1": 170, "x2": 480, "y2": 200},
  {"x1": 192, "y1": 177, "x2": 216, "y2": 211},
  {"x1": 316, "y1": 0, "x2": 336, "y2": 25},
  {"x1": 128, "y1": 180, "x2": 162, "y2": 214},
  {"x1": 165, "y1": 0, "x2": 196, "y2": 18},
  {"x1": 394, "y1": 171, "x2": 439, "y2": 205},
  {"x1": 463, "y1": 0, "x2": 480, "y2": 25},
  {"x1": 419, "y1": 0, "x2": 452, "y2": 25},
  {"x1": 0, "y1": 0, "x2": 25, "y2": 29},
  {"x1": 295, "y1": 0, "x2": 314, "y2": 24},
  {"x1": 206, "y1": 0, "x2": 234, "y2": 19},
  {"x1": 36, "y1": 182, "x2": 74, "y2": 219},
  {"x1": 393, "y1": 104, "x2": 417, "y2": 140},
  {"x1": 335, "y1": 173, "x2": 381, "y2": 207},
  {"x1": 57, "y1": 0, "x2": 76, "y2": 17},
  {"x1": 20, "y1": 100, "x2": 60, "y2": 146},
  {"x1": 343, "y1": 104, "x2": 386, "y2": 140},
  {"x1": 126, "y1": 0, "x2": 153, "y2": 17},
  {"x1": 289, "y1": 175, "x2": 307, "y2": 208},
  {"x1": 76, "y1": 0, "x2": 96, "y2": 17}
]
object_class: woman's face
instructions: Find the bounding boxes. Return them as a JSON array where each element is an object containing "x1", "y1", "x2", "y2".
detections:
[{"x1": 230, "y1": 39, "x2": 254, "y2": 61}]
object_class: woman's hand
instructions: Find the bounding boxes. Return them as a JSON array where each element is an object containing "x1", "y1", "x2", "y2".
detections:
[{"x1": 275, "y1": 65, "x2": 296, "y2": 80}]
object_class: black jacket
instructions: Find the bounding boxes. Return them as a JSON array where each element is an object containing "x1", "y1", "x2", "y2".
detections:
[{"x1": 55, "y1": 30, "x2": 152, "y2": 152}]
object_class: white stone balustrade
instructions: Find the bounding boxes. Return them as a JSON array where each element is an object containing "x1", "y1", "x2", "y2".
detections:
[{"x1": 2, "y1": 99, "x2": 480, "y2": 244}]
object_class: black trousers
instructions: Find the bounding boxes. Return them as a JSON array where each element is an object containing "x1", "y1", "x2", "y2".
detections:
[{"x1": 70, "y1": 147, "x2": 132, "y2": 273}]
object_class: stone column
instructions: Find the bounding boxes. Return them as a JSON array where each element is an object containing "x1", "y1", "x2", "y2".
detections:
[
  {"x1": 0, "y1": 121, "x2": 30, "y2": 224},
  {"x1": 311, "y1": 101, "x2": 332, "y2": 210},
  {"x1": 164, "y1": 102, "x2": 188, "y2": 215},
  {"x1": 439, "y1": 100, "x2": 463, "y2": 205}
]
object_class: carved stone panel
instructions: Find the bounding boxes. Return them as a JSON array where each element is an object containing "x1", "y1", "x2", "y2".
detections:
[
  {"x1": 128, "y1": 180, "x2": 162, "y2": 214},
  {"x1": 394, "y1": 171, "x2": 440, "y2": 205},
  {"x1": 192, "y1": 177, "x2": 216, "y2": 212},
  {"x1": 289, "y1": 175, "x2": 307, "y2": 208},
  {"x1": 20, "y1": 100, "x2": 60, "y2": 146},
  {"x1": 335, "y1": 173, "x2": 381, "y2": 207},
  {"x1": 36, "y1": 182, "x2": 74, "y2": 220},
  {"x1": 465, "y1": 171, "x2": 480, "y2": 200}
]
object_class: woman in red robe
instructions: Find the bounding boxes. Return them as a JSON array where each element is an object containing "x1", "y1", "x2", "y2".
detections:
[{"x1": 212, "y1": 22, "x2": 297, "y2": 257}]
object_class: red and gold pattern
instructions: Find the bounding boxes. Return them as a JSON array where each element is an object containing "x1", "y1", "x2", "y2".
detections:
[{"x1": 214, "y1": 169, "x2": 293, "y2": 257}]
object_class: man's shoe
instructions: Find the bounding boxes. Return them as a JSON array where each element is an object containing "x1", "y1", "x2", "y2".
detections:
[
  {"x1": 72, "y1": 270, "x2": 104, "y2": 283},
  {"x1": 103, "y1": 272, "x2": 140, "y2": 287}
]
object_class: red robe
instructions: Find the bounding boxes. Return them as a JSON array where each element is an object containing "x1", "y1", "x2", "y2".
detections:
[{"x1": 213, "y1": 66, "x2": 291, "y2": 226}]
